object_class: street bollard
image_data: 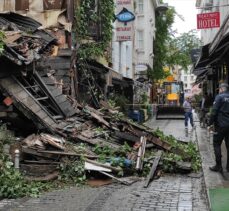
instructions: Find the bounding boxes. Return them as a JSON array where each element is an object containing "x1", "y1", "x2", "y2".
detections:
[{"x1": 14, "y1": 149, "x2": 20, "y2": 170}]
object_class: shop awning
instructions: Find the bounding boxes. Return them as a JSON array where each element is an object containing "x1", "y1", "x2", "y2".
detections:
[
  {"x1": 194, "y1": 44, "x2": 210, "y2": 71},
  {"x1": 193, "y1": 68, "x2": 212, "y2": 85}
]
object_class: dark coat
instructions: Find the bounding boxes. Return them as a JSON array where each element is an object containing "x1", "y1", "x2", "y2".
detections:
[{"x1": 209, "y1": 91, "x2": 229, "y2": 128}]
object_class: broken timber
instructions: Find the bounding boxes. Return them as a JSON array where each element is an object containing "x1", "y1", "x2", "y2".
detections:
[
  {"x1": 136, "y1": 136, "x2": 147, "y2": 171},
  {"x1": 144, "y1": 150, "x2": 162, "y2": 188}
]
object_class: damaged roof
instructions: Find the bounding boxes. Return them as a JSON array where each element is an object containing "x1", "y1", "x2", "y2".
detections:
[{"x1": 0, "y1": 12, "x2": 57, "y2": 66}]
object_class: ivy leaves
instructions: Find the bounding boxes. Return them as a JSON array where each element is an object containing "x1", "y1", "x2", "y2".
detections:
[
  {"x1": 0, "y1": 31, "x2": 4, "y2": 55},
  {"x1": 75, "y1": 0, "x2": 114, "y2": 60}
]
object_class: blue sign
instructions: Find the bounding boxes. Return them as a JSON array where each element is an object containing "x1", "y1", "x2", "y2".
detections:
[{"x1": 116, "y1": 8, "x2": 135, "y2": 23}]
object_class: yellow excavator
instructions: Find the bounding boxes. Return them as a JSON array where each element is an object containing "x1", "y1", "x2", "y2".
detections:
[{"x1": 156, "y1": 81, "x2": 185, "y2": 119}]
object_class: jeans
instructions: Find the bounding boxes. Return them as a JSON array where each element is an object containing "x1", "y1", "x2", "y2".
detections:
[
  {"x1": 184, "y1": 112, "x2": 193, "y2": 127},
  {"x1": 213, "y1": 127, "x2": 229, "y2": 167}
]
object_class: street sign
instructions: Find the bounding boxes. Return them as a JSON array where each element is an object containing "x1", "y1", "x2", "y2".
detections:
[{"x1": 197, "y1": 12, "x2": 220, "y2": 29}]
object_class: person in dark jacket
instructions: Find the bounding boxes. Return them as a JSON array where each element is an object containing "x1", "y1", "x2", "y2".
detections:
[{"x1": 208, "y1": 83, "x2": 229, "y2": 172}]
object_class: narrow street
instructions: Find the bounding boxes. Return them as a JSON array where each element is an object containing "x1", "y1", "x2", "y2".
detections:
[{"x1": 0, "y1": 115, "x2": 209, "y2": 211}]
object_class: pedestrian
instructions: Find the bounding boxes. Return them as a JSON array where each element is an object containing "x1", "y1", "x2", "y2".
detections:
[
  {"x1": 183, "y1": 97, "x2": 194, "y2": 129},
  {"x1": 208, "y1": 83, "x2": 229, "y2": 172}
]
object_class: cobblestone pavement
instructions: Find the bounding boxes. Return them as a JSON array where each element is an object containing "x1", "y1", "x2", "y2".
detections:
[{"x1": 0, "y1": 115, "x2": 209, "y2": 211}]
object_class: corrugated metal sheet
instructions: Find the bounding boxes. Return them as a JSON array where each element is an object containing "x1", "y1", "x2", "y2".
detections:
[
  {"x1": 15, "y1": 0, "x2": 29, "y2": 11},
  {"x1": 43, "y1": 0, "x2": 66, "y2": 10},
  {"x1": 0, "y1": 12, "x2": 41, "y2": 32}
]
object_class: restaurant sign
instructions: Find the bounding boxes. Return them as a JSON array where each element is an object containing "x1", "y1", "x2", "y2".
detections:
[
  {"x1": 197, "y1": 12, "x2": 220, "y2": 29},
  {"x1": 115, "y1": 0, "x2": 134, "y2": 41}
]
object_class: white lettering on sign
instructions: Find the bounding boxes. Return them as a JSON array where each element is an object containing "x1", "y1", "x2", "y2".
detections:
[
  {"x1": 116, "y1": 0, "x2": 134, "y2": 41},
  {"x1": 198, "y1": 19, "x2": 218, "y2": 29},
  {"x1": 197, "y1": 12, "x2": 220, "y2": 29}
]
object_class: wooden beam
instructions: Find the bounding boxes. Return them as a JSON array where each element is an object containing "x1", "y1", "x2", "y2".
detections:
[{"x1": 144, "y1": 150, "x2": 162, "y2": 188}]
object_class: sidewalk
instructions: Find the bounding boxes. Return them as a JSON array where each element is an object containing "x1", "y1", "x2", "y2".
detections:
[{"x1": 195, "y1": 117, "x2": 229, "y2": 210}]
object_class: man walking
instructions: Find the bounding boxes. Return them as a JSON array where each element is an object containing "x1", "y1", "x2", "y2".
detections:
[
  {"x1": 208, "y1": 83, "x2": 229, "y2": 172},
  {"x1": 183, "y1": 97, "x2": 194, "y2": 129}
]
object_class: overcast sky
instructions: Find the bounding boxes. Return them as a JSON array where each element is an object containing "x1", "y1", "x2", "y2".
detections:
[{"x1": 164, "y1": 0, "x2": 200, "y2": 35}]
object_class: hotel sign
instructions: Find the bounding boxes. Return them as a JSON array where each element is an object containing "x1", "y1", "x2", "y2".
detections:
[
  {"x1": 197, "y1": 12, "x2": 220, "y2": 29},
  {"x1": 115, "y1": 0, "x2": 134, "y2": 41}
]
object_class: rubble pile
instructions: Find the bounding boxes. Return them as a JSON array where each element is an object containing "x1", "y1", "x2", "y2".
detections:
[
  {"x1": 0, "y1": 13, "x2": 200, "y2": 187},
  {"x1": 9, "y1": 100, "x2": 199, "y2": 186}
]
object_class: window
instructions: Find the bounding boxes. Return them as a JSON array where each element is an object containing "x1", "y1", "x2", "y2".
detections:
[
  {"x1": 184, "y1": 76, "x2": 187, "y2": 81},
  {"x1": 191, "y1": 76, "x2": 194, "y2": 81},
  {"x1": 138, "y1": 0, "x2": 144, "y2": 13},
  {"x1": 137, "y1": 31, "x2": 144, "y2": 50},
  {"x1": 184, "y1": 83, "x2": 188, "y2": 88}
]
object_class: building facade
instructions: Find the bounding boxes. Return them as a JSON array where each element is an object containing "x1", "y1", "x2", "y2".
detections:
[
  {"x1": 112, "y1": 0, "x2": 159, "y2": 104},
  {"x1": 195, "y1": 0, "x2": 229, "y2": 96},
  {"x1": 180, "y1": 68, "x2": 196, "y2": 93}
]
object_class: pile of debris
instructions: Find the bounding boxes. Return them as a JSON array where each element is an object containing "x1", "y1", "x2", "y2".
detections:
[
  {"x1": 9, "y1": 100, "x2": 197, "y2": 187},
  {"x1": 0, "y1": 13, "x2": 199, "y2": 187}
]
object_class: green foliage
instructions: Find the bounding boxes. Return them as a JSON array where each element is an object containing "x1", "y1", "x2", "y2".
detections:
[
  {"x1": 75, "y1": 0, "x2": 114, "y2": 60},
  {"x1": 0, "y1": 125, "x2": 51, "y2": 199},
  {"x1": 111, "y1": 95, "x2": 129, "y2": 112},
  {"x1": 59, "y1": 158, "x2": 86, "y2": 184},
  {"x1": 150, "y1": 7, "x2": 175, "y2": 81},
  {"x1": 0, "y1": 31, "x2": 5, "y2": 55},
  {"x1": 151, "y1": 6, "x2": 201, "y2": 81},
  {"x1": 0, "y1": 124, "x2": 14, "y2": 152},
  {"x1": 93, "y1": 142, "x2": 131, "y2": 169},
  {"x1": 0, "y1": 153, "x2": 48, "y2": 199},
  {"x1": 152, "y1": 128, "x2": 201, "y2": 172},
  {"x1": 166, "y1": 30, "x2": 202, "y2": 71}
]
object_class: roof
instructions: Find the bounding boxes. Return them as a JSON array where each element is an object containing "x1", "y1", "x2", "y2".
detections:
[{"x1": 0, "y1": 12, "x2": 56, "y2": 66}]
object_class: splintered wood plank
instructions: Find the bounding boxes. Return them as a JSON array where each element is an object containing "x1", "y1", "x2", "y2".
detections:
[
  {"x1": 144, "y1": 150, "x2": 162, "y2": 188},
  {"x1": 146, "y1": 134, "x2": 171, "y2": 151},
  {"x1": 38, "y1": 150, "x2": 99, "y2": 159}
]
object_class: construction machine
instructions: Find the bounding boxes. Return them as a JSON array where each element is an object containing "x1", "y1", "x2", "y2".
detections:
[{"x1": 156, "y1": 81, "x2": 185, "y2": 119}]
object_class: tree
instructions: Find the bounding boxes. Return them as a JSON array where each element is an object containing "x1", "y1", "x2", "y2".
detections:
[
  {"x1": 149, "y1": 7, "x2": 201, "y2": 82},
  {"x1": 149, "y1": 7, "x2": 175, "y2": 81},
  {"x1": 166, "y1": 30, "x2": 202, "y2": 71}
]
